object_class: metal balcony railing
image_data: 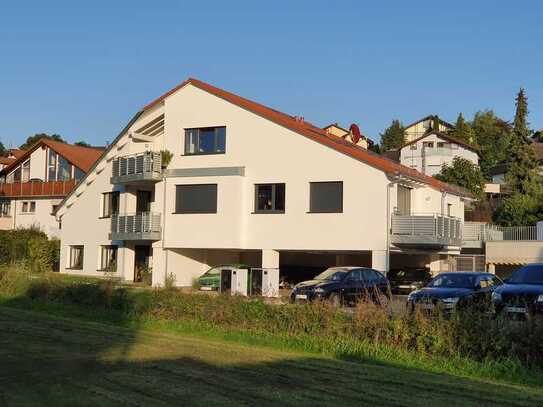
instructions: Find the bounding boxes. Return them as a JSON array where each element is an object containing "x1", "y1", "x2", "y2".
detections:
[
  {"x1": 110, "y1": 212, "x2": 161, "y2": 241},
  {"x1": 463, "y1": 222, "x2": 540, "y2": 245},
  {"x1": 111, "y1": 151, "x2": 162, "y2": 184},
  {"x1": 391, "y1": 213, "x2": 462, "y2": 248}
]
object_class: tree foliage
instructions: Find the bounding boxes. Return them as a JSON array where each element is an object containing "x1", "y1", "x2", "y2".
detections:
[
  {"x1": 19, "y1": 133, "x2": 65, "y2": 150},
  {"x1": 449, "y1": 113, "x2": 474, "y2": 144},
  {"x1": 506, "y1": 88, "x2": 539, "y2": 195},
  {"x1": 74, "y1": 141, "x2": 91, "y2": 147},
  {"x1": 471, "y1": 110, "x2": 511, "y2": 177},
  {"x1": 0, "y1": 141, "x2": 6, "y2": 156},
  {"x1": 380, "y1": 120, "x2": 405, "y2": 151},
  {"x1": 434, "y1": 157, "x2": 486, "y2": 199}
]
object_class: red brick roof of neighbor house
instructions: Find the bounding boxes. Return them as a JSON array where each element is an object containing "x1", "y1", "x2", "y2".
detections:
[
  {"x1": 1, "y1": 139, "x2": 105, "y2": 175},
  {"x1": 0, "y1": 157, "x2": 15, "y2": 166},
  {"x1": 143, "y1": 78, "x2": 472, "y2": 198},
  {"x1": 8, "y1": 149, "x2": 25, "y2": 159}
]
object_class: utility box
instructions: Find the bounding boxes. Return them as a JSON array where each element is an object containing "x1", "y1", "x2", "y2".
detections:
[
  {"x1": 249, "y1": 268, "x2": 279, "y2": 298},
  {"x1": 220, "y1": 267, "x2": 248, "y2": 296}
]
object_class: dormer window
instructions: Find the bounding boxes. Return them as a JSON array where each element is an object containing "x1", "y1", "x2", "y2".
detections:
[{"x1": 184, "y1": 127, "x2": 226, "y2": 155}]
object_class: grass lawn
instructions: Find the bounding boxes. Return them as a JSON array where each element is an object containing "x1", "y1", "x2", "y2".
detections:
[{"x1": 1, "y1": 307, "x2": 543, "y2": 406}]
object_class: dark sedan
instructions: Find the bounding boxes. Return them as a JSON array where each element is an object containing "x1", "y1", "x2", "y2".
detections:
[
  {"x1": 388, "y1": 268, "x2": 432, "y2": 294},
  {"x1": 492, "y1": 264, "x2": 543, "y2": 319},
  {"x1": 407, "y1": 272, "x2": 503, "y2": 313},
  {"x1": 289, "y1": 267, "x2": 390, "y2": 307}
]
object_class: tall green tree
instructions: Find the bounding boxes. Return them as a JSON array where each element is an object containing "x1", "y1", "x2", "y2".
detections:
[
  {"x1": 471, "y1": 110, "x2": 511, "y2": 177},
  {"x1": 75, "y1": 141, "x2": 91, "y2": 147},
  {"x1": 434, "y1": 157, "x2": 486, "y2": 199},
  {"x1": 380, "y1": 120, "x2": 405, "y2": 151},
  {"x1": 449, "y1": 113, "x2": 474, "y2": 144},
  {"x1": 506, "y1": 88, "x2": 539, "y2": 195},
  {"x1": 0, "y1": 140, "x2": 6, "y2": 156},
  {"x1": 19, "y1": 133, "x2": 65, "y2": 150}
]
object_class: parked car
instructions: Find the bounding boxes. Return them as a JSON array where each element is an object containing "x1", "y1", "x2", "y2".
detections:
[
  {"x1": 289, "y1": 266, "x2": 390, "y2": 307},
  {"x1": 388, "y1": 268, "x2": 432, "y2": 294},
  {"x1": 407, "y1": 272, "x2": 502, "y2": 313},
  {"x1": 492, "y1": 264, "x2": 543, "y2": 319},
  {"x1": 197, "y1": 264, "x2": 249, "y2": 291}
]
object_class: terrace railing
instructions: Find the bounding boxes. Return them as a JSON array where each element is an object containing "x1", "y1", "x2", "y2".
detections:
[
  {"x1": 391, "y1": 213, "x2": 462, "y2": 248},
  {"x1": 111, "y1": 151, "x2": 162, "y2": 184},
  {"x1": 0, "y1": 180, "x2": 76, "y2": 198},
  {"x1": 110, "y1": 212, "x2": 162, "y2": 241}
]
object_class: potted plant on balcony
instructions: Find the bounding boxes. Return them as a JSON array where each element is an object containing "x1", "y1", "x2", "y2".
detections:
[{"x1": 160, "y1": 150, "x2": 173, "y2": 169}]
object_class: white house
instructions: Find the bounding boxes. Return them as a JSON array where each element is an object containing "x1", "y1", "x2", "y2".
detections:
[
  {"x1": 55, "y1": 78, "x2": 471, "y2": 286},
  {"x1": 404, "y1": 115, "x2": 454, "y2": 143},
  {"x1": 0, "y1": 139, "x2": 103, "y2": 237},
  {"x1": 399, "y1": 130, "x2": 479, "y2": 177}
]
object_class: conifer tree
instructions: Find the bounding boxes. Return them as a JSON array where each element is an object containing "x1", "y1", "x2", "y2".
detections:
[
  {"x1": 449, "y1": 113, "x2": 474, "y2": 144},
  {"x1": 380, "y1": 120, "x2": 406, "y2": 151}
]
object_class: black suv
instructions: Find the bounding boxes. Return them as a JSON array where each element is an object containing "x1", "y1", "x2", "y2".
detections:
[
  {"x1": 407, "y1": 272, "x2": 502, "y2": 313},
  {"x1": 492, "y1": 264, "x2": 543, "y2": 319},
  {"x1": 289, "y1": 267, "x2": 390, "y2": 307},
  {"x1": 388, "y1": 268, "x2": 432, "y2": 294}
]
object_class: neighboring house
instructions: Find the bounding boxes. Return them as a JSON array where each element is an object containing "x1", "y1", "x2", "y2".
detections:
[
  {"x1": 404, "y1": 115, "x2": 454, "y2": 143},
  {"x1": 323, "y1": 123, "x2": 374, "y2": 150},
  {"x1": 0, "y1": 149, "x2": 24, "y2": 171},
  {"x1": 487, "y1": 142, "x2": 543, "y2": 186},
  {"x1": 55, "y1": 78, "x2": 471, "y2": 287},
  {"x1": 398, "y1": 131, "x2": 479, "y2": 177},
  {"x1": 0, "y1": 139, "x2": 104, "y2": 237}
]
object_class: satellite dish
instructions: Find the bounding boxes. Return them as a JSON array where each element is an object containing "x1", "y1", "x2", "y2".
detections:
[{"x1": 349, "y1": 124, "x2": 361, "y2": 144}]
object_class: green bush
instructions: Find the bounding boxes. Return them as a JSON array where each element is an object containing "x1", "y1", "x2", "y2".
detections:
[{"x1": 0, "y1": 228, "x2": 60, "y2": 272}]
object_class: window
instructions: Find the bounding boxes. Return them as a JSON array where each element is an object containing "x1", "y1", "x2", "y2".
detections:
[
  {"x1": 69, "y1": 246, "x2": 84, "y2": 269},
  {"x1": 48, "y1": 150, "x2": 58, "y2": 181},
  {"x1": 51, "y1": 204, "x2": 59, "y2": 215},
  {"x1": 0, "y1": 201, "x2": 10, "y2": 217},
  {"x1": 21, "y1": 201, "x2": 36, "y2": 213},
  {"x1": 22, "y1": 160, "x2": 30, "y2": 182},
  {"x1": 422, "y1": 141, "x2": 434, "y2": 148},
  {"x1": 74, "y1": 167, "x2": 85, "y2": 181},
  {"x1": 12, "y1": 167, "x2": 21, "y2": 182},
  {"x1": 309, "y1": 182, "x2": 343, "y2": 213},
  {"x1": 437, "y1": 142, "x2": 445, "y2": 148},
  {"x1": 175, "y1": 184, "x2": 217, "y2": 213},
  {"x1": 255, "y1": 183, "x2": 285, "y2": 213},
  {"x1": 185, "y1": 127, "x2": 226, "y2": 155},
  {"x1": 58, "y1": 156, "x2": 72, "y2": 181},
  {"x1": 410, "y1": 144, "x2": 417, "y2": 150},
  {"x1": 102, "y1": 192, "x2": 120, "y2": 218},
  {"x1": 100, "y1": 245, "x2": 117, "y2": 271}
]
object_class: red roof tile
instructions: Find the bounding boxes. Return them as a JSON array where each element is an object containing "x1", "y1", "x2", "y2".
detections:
[
  {"x1": 0, "y1": 157, "x2": 15, "y2": 166},
  {"x1": 1, "y1": 139, "x2": 104, "y2": 175},
  {"x1": 143, "y1": 78, "x2": 471, "y2": 198}
]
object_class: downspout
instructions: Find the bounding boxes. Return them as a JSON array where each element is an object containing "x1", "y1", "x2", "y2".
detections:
[
  {"x1": 386, "y1": 180, "x2": 396, "y2": 275},
  {"x1": 161, "y1": 174, "x2": 168, "y2": 286}
]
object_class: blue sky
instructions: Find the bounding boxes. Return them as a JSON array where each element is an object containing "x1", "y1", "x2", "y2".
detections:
[{"x1": 0, "y1": 1, "x2": 541, "y2": 148}]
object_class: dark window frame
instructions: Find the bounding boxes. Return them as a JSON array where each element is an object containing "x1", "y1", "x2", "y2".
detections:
[
  {"x1": 184, "y1": 126, "x2": 226, "y2": 156},
  {"x1": 254, "y1": 183, "x2": 285, "y2": 214},
  {"x1": 68, "y1": 245, "x2": 84, "y2": 270},
  {"x1": 101, "y1": 192, "x2": 120, "y2": 218},
  {"x1": 99, "y1": 245, "x2": 118, "y2": 271},
  {"x1": 308, "y1": 181, "x2": 343, "y2": 213},
  {"x1": 174, "y1": 184, "x2": 218, "y2": 214}
]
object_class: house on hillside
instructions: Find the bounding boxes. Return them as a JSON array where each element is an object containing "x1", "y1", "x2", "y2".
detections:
[
  {"x1": 398, "y1": 130, "x2": 480, "y2": 176},
  {"x1": 54, "y1": 78, "x2": 471, "y2": 287},
  {"x1": 404, "y1": 115, "x2": 454, "y2": 143},
  {"x1": 323, "y1": 123, "x2": 374, "y2": 150},
  {"x1": 0, "y1": 139, "x2": 104, "y2": 237}
]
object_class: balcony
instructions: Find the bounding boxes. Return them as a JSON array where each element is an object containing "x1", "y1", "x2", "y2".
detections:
[
  {"x1": 111, "y1": 152, "x2": 162, "y2": 185},
  {"x1": 0, "y1": 180, "x2": 76, "y2": 198},
  {"x1": 391, "y1": 213, "x2": 462, "y2": 250},
  {"x1": 110, "y1": 212, "x2": 161, "y2": 241},
  {"x1": 463, "y1": 222, "x2": 541, "y2": 248}
]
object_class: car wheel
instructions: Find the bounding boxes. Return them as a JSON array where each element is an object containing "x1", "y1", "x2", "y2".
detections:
[{"x1": 329, "y1": 293, "x2": 341, "y2": 308}]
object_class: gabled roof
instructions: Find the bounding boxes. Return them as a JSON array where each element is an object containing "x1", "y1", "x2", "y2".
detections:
[
  {"x1": 399, "y1": 130, "x2": 479, "y2": 154},
  {"x1": 404, "y1": 115, "x2": 454, "y2": 131},
  {"x1": 1, "y1": 138, "x2": 105, "y2": 175},
  {"x1": 143, "y1": 78, "x2": 470, "y2": 197},
  {"x1": 8, "y1": 149, "x2": 25, "y2": 159}
]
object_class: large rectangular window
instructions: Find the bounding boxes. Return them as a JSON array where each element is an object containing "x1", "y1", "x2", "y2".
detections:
[
  {"x1": 175, "y1": 184, "x2": 217, "y2": 214},
  {"x1": 22, "y1": 160, "x2": 30, "y2": 182},
  {"x1": 184, "y1": 127, "x2": 226, "y2": 155},
  {"x1": 309, "y1": 182, "x2": 343, "y2": 213},
  {"x1": 255, "y1": 183, "x2": 285, "y2": 213},
  {"x1": 69, "y1": 246, "x2": 84, "y2": 270},
  {"x1": 100, "y1": 245, "x2": 117, "y2": 271},
  {"x1": 21, "y1": 201, "x2": 36, "y2": 214},
  {"x1": 102, "y1": 192, "x2": 120, "y2": 218},
  {"x1": 0, "y1": 201, "x2": 10, "y2": 217},
  {"x1": 58, "y1": 156, "x2": 72, "y2": 181},
  {"x1": 48, "y1": 150, "x2": 58, "y2": 181}
]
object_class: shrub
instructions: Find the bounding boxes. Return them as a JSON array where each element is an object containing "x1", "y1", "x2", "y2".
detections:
[
  {"x1": 28, "y1": 237, "x2": 54, "y2": 273},
  {"x1": 0, "y1": 228, "x2": 59, "y2": 272}
]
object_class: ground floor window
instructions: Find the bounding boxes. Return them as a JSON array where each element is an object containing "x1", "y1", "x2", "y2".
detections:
[
  {"x1": 69, "y1": 245, "x2": 84, "y2": 269},
  {"x1": 100, "y1": 245, "x2": 117, "y2": 272},
  {"x1": 0, "y1": 201, "x2": 10, "y2": 217},
  {"x1": 21, "y1": 201, "x2": 36, "y2": 214}
]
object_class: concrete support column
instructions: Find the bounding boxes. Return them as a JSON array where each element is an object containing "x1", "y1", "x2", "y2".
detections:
[
  {"x1": 262, "y1": 249, "x2": 280, "y2": 269},
  {"x1": 151, "y1": 244, "x2": 167, "y2": 287},
  {"x1": 372, "y1": 250, "x2": 388, "y2": 273},
  {"x1": 487, "y1": 263, "x2": 496, "y2": 274},
  {"x1": 428, "y1": 258, "x2": 442, "y2": 276},
  {"x1": 117, "y1": 244, "x2": 135, "y2": 282}
]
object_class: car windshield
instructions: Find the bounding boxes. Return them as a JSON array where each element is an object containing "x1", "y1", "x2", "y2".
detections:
[
  {"x1": 427, "y1": 274, "x2": 477, "y2": 289},
  {"x1": 314, "y1": 268, "x2": 347, "y2": 281},
  {"x1": 509, "y1": 265, "x2": 543, "y2": 284}
]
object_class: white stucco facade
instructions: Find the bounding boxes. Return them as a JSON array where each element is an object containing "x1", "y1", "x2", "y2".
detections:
[
  {"x1": 57, "y1": 80, "x2": 467, "y2": 287},
  {"x1": 400, "y1": 132, "x2": 479, "y2": 177}
]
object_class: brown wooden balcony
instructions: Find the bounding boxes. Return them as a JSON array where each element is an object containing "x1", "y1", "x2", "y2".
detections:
[{"x1": 0, "y1": 180, "x2": 76, "y2": 198}]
